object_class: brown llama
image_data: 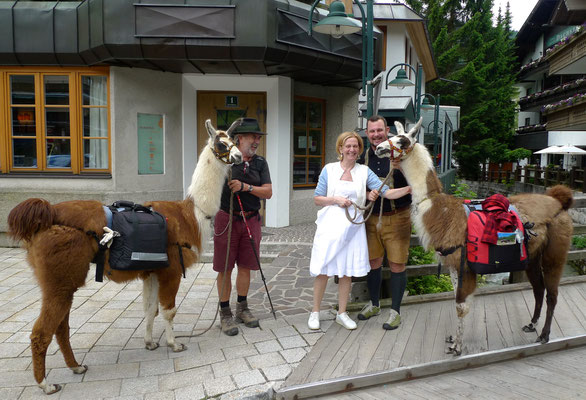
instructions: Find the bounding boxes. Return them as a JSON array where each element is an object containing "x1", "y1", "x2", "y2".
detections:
[
  {"x1": 7, "y1": 119, "x2": 243, "y2": 394},
  {"x1": 375, "y1": 119, "x2": 573, "y2": 355}
]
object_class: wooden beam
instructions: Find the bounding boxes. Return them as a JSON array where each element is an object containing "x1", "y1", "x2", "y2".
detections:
[{"x1": 274, "y1": 334, "x2": 586, "y2": 400}]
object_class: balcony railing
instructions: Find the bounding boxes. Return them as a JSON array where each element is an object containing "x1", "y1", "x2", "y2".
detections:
[
  {"x1": 480, "y1": 164, "x2": 586, "y2": 193},
  {"x1": 547, "y1": 24, "x2": 586, "y2": 75},
  {"x1": 515, "y1": 123, "x2": 547, "y2": 134},
  {"x1": 518, "y1": 77, "x2": 586, "y2": 111}
]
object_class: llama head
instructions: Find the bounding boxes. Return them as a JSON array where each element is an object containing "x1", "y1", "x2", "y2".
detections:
[
  {"x1": 204, "y1": 119, "x2": 243, "y2": 165},
  {"x1": 374, "y1": 117, "x2": 422, "y2": 160}
]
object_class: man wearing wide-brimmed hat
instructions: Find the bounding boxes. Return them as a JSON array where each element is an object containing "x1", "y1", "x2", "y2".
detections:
[{"x1": 213, "y1": 117, "x2": 272, "y2": 336}]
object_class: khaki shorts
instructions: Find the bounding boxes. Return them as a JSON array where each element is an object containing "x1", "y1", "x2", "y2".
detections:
[{"x1": 365, "y1": 208, "x2": 411, "y2": 264}]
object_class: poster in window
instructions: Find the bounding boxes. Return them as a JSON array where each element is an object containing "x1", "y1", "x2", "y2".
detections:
[{"x1": 138, "y1": 113, "x2": 164, "y2": 174}]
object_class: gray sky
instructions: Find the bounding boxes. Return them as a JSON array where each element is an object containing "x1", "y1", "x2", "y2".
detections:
[{"x1": 492, "y1": 0, "x2": 539, "y2": 31}]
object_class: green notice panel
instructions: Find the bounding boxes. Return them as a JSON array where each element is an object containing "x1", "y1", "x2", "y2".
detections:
[{"x1": 138, "y1": 113, "x2": 164, "y2": 174}]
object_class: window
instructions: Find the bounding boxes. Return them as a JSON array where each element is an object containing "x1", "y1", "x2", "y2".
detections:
[
  {"x1": 0, "y1": 67, "x2": 110, "y2": 174},
  {"x1": 293, "y1": 97, "x2": 325, "y2": 188},
  {"x1": 524, "y1": 117, "x2": 531, "y2": 126}
]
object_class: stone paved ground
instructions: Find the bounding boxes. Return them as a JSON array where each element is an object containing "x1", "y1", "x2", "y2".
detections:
[{"x1": 0, "y1": 222, "x2": 342, "y2": 400}]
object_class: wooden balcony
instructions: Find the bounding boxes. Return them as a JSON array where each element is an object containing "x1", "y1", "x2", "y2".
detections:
[
  {"x1": 548, "y1": 29, "x2": 586, "y2": 75},
  {"x1": 544, "y1": 100, "x2": 586, "y2": 130}
]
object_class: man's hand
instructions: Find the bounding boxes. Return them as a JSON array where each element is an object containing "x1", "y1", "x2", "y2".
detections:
[
  {"x1": 367, "y1": 190, "x2": 380, "y2": 202},
  {"x1": 391, "y1": 159, "x2": 402, "y2": 170},
  {"x1": 228, "y1": 179, "x2": 244, "y2": 193}
]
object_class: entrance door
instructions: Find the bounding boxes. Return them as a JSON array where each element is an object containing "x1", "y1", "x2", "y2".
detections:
[
  {"x1": 196, "y1": 91, "x2": 267, "y2": 157},
  {"x1": 196, "y1": 91, "x2": 268, "y2": 222}
]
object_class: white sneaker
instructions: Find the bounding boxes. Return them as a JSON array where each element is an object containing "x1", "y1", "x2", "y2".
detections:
[
  {"x1": 335, "y1": 312, "x2": 357, "y2": 330},
  {"x1": 308, "y1": 312, "x2": 320, "y2": 330}
]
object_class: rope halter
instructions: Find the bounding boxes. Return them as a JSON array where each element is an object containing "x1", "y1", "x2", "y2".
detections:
[
  {"x1": 388, "y1": 138, "x2": 414, "y2": 161},
  {"x1": 211, "y1": 140, "x2": 237, "y2": 165}
]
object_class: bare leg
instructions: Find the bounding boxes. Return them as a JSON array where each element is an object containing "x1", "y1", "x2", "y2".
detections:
[
  {"x1": 236, "y1": 267, "x2": 251, "y2": 297},
  {"x1": 143, "y1": 274, "x2": 160, "y2": 350},
  {"x1": 338, "y1": 276, "x2": 352, "y2": 313},
  {"x1": 312, "y1": 275, "x2": 328, "y2": 312},
  {"x1": 217, "y1": 269, "x2": 234, "y2": 302}
]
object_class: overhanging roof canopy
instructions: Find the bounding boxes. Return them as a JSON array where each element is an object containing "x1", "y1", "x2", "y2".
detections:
[{"x1": 0, "y1": 0, "x2": 384, "y2": 88}]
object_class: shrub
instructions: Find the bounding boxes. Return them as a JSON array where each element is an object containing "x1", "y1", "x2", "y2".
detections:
[
  {"x1": 572, "y1": 235, "x2": 586, "y2": 249},
  {"x1": 450, "y1": 181, "x2": 477, "y2": 199},
  {"x1": 407, "y1": 274, "x2": 453, "y2": 295},
  {"x1": 408, "y1": 246, "x2": 435, "y2": 265}
]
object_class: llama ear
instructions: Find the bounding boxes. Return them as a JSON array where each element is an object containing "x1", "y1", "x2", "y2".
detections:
[
  {"x1": 226, "y1": 118, "x2": 243, "y2": 138},
  {"x1": 407, "y1": 117, "x2": 423, "y2": 139},
  {"x1": 205, "y1": 119, "x2": 217, "y2": 140},
  {"x1": 394, "y1": 121, "x2": 405, "y2": 136}
]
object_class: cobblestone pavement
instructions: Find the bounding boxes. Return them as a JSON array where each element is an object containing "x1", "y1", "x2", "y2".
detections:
[{"x1": 0, "y1": 223, "x2": 344, "y2": 400}]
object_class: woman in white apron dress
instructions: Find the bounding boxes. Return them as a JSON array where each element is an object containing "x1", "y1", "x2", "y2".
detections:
[{"x1": 308, "y1": 132, "x2": 411, "y2": 330}]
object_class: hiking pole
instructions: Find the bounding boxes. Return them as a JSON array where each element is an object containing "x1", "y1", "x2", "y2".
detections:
[{"x1": 235, "y1": 193, "x2": 277, "y2": 320}]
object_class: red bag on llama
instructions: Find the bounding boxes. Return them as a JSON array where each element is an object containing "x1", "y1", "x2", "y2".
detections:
[{"x1": 465, "y1": 195, "x2": 528, "y2": 275}]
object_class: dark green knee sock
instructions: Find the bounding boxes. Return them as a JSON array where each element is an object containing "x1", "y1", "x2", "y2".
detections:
[
  {"x1": 390, "y1": 271, "x2": 407, "y2": 313},
  {"x1": 366, "y1": 267, "x2": 382, "y2": 307}
]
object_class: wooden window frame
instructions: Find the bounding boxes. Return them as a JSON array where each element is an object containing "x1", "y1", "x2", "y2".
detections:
[
  {"x1": 293, "y1": 96, "x2": 326, "y2": 189},
  {"x1": 0, "y1": 66, "x2": 110, "y2": 175}
]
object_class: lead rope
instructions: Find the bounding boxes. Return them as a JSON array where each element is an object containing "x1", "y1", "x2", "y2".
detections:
[
  {"x1": 345, "y1": 159, "x2": 394, "y2": 227},
  {"x1": 177, "y1": 170, "x2": 235, "y2": 339}
]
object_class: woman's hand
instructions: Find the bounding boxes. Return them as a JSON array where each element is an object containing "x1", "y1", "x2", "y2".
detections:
[
  {"x1": 334, "y1": 196, "x2": 352, "y2": 208},
  {"x1": 367, "y1": 190, "x2": 380, "y2": 202}
]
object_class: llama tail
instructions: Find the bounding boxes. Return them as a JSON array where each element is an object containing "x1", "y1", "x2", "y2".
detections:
[
  {"x1": 546, "y1": 185, "x2": 573, "y2": 211},
  {"x1": 7, "y1": 198, "x2": 56, "y2": 242}
]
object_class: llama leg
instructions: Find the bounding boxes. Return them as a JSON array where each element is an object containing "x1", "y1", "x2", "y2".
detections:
[
  {"x1": 31, "y1": 294, "x2": 75, "y2": 394},
  {"x1": 537, "y1": 256, "x2": 564, "y2": 343},
  {"x1": 55, "y1": 312, "x2": 87, "y2": 375},
  {"x1": 447, "y1": 265, "x2": 474, "y2": 356},
  {"x1": 158, "y1": 275, "x2": 186, "y2": 352},
  {"x1": 143, "y1": 274, "x2": 160, "y2": 350},
  {"x1": 523, "y1": 259, "x2": 544, "y2": 333}
]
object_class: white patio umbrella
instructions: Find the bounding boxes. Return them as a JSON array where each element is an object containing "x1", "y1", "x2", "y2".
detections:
[
  {"x1": 535, "y1": 145, "x2": 562, "y2": 154},
  {"x1": 552, "y1": 145, "x2": 586, "y2": 155}
]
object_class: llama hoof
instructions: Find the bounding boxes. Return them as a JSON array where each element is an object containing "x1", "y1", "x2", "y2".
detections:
[
  {"x1": 40, "y1": 382, "x2": 62, "y2": 395},
  {"x1": 522, "y1": 323, "x2": 536, "y2": 332},
  {"x1": 536, "y1": 335, "x2": 549, "y2": 344},
  {"x1": 447, "y1": 344, "x2": 461, "y2": 355},
  {"x1": 170, "y1": 342, "x2": 187, "y2": 352},
  {"x1": 445, "y1": 335, "x2": 454, "y2": 344},
  {"x1": 145, "y1": 342, "x2": 160, "y2": 351},
  {"x1": 70, "y1": 365, "x2": 88, "y2": 374}
]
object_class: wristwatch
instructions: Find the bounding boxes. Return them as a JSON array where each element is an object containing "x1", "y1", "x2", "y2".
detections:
[{"x1": 248, "y1": 184, "x2": 253, "y2": 192}]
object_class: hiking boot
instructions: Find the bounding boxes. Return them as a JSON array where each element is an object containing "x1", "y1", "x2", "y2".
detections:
[
  {"x1": 357, "y1": 301, "x2": 381, "y2": 320},
  {"x1": 235, "y1": 301, "x2": 260, "y2": 328},
  {"x1": 383, "y1": 309, "x2": 401, "y2": 330},
  {"x1": 220, "y1": 307, "x2": 238, "y2": 336}
]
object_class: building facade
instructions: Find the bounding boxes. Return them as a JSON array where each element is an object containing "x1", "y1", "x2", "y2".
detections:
[
  {"x1": 0, "y1": 0, "x2": 437, "y2": 244},
  {"x1": 514, "y1": 0, "x2": 586, "y2": 168}
]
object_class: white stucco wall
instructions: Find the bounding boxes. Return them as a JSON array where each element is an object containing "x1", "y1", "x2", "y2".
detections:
[
  {"x1": 182, "y1": 75, "x2": 293, "y2": 228},
  {"x1": 110, "y1": 67, "x2": 183, "y2": 201}
]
